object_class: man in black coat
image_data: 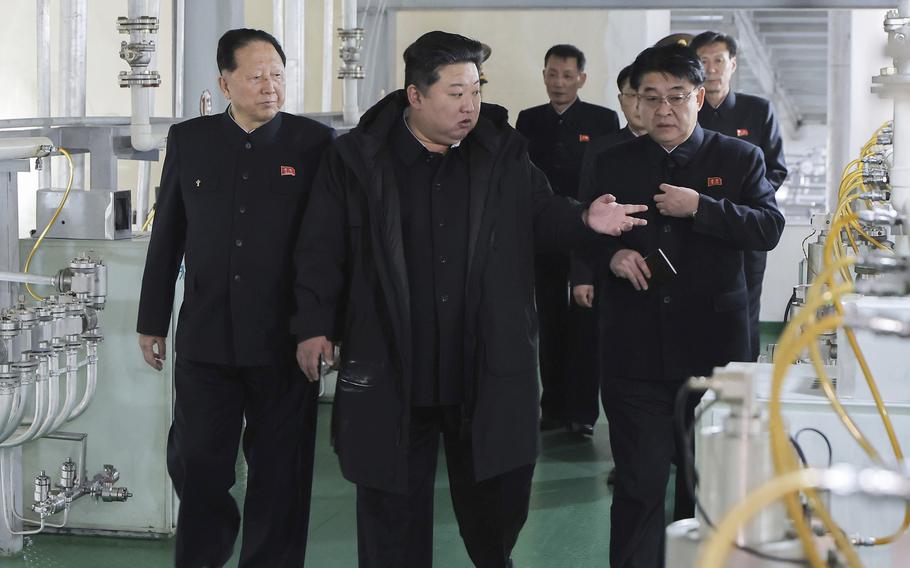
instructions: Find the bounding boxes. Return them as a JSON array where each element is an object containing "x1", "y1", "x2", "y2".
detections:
[
  {"x1": 582, "y1": 45, "x2": 784, "y2": 567},
  {"x1": 136, "y1": 29, "x2": 334, "y2": 568},
  {"x1": 691, "y1": 31, "x2": 789, "y2": 361},
  {"x1": 516, "y1": 44, "x2": 620, "y2": 433},
  {"x1": 293, "y1": 31, "x2": 647, "y2": 568}
]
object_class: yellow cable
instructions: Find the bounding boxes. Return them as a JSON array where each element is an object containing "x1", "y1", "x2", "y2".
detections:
[
  {"x1": 23, "y1": 147, "x2": 74, "y2": 301},
  {"x1": 140, "y1": 208, "x2": 155, "y2": 232},
  {"x1": 697, "y1": 469, "x2": 823, "y2": 568}
]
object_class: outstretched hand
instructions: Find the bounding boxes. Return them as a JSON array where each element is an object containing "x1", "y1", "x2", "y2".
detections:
[{"x1": 585, "y1": 194, "x2": 648, "y2": 236}]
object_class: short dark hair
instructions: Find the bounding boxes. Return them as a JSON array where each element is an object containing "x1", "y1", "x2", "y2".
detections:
[
  {"x1": 403, "y1": 31, "x2": 484, "y2": 94},
  {"x1": 217, "y1": 28, "x2": 286, "y2": 73},
  {"x1": 544, "y1": 44, "x2": 586, "y2": 72},
  {"x1": 690, "y1": 31, "x2": 738, "y2": 58},
  {"x1": 617, "y1": 65, "x2": 633, "y2": 91},
  {"x1": 629, "y1": 44, "x2": 705, "y2": 90}
]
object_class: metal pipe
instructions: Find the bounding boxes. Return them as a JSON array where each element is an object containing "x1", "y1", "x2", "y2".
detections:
[
  {"x1": 68, "y1": 342, "x2": 97, "y2": 421},
  {"x1": 0, "y1": 393, "x2": 13, "y2": 445},
  {"x1": 136, "y1": 161, "x2": 152, "y2": 229},
  {"x1": 48, "y1": 348, "x2": 79, "y2": 433},
  {"x1": 37, "y1": 0, "x2": 52, "y2": 191},
  {"x1": 127, "y1": 0, "x2": 168, "y2": 151},
  {"x1": 283, "y1": 0, "x2": 305, "y2": 113},
  {"x1": 0, "y1": 388, "x2": 26, "y2": 444},
  {"x1": 34, "y1": 356, "x2": 60, "y2": 438},
  {"x1": 273, "y1": 0, "x2": 284, "y2": 45},
  {"x1": 59, "y1": 0, "x2": 87, "y2": 189},
  {"x1": 1, "y1": 361, "x2": 47, "y2": 448},
  {"x1": 341, "y1": 0, "x2": 359, "y2": 124},
  {"x1": 174, "y1": 0, "x2": 185, "y2": 117},
  {"x1": 0, "y1": 138, "x2": 54, "y2": 162},
  {"x1": 322, "y1": 0, "x2": 334, "y2": 113},
  {"x1": 0, "y1": 272, "x2": 55, "y2": 287}
]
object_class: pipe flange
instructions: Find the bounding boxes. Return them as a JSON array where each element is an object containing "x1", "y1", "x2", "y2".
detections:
[
  {"x1": 0, "y1": 318, "x2": 19, "y2": 338},
  {"x1": 118, "y1": 71, "x2": 161, "y2": 88},
  {"x1": 0, "y1": 378, "x2": 19, "y2": 394},
  {"x1": 116, "y1": 16, "x2": 159, "y2": 34},
  {"x1": 65, "y1": 334, "x2": 83, "y2": 349},
  {"x1": 0, "y1": 363, "x2": 19, "y2": 381},
  {"x1": 81, "y1": 329, "x2": 104, "y2": 344}
]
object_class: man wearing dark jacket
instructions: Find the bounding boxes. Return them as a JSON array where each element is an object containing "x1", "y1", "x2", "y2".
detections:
[
  {"x1": 690, "y1": 31, "x2": 789, "y2": 360},
  {"x1": 136, "y1": 29, "x2": 333, "y2": 568},
  {"x1": 583, "y1": 45, "x2": 784, "y2": 567},
  {"x1": 516, "y1": 44, "x2": 620, "y2": 433},
  {"x1": 294, "y1": 31, "x2": 647, "y2": 568}
]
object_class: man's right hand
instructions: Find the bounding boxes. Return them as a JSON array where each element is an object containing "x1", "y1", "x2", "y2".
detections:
[
  {"x1": 139, "y1": 334, "x2": 167, "y2": 371},
  {"x1": 297, "y1": 336, "x2": 334, "y2": 382},
  {"x1": 572, "y1": 285, "x2": 595, "y2": 308},
  {"x1": 609, "y1": 249, "x2": 652, "y2": 291}
]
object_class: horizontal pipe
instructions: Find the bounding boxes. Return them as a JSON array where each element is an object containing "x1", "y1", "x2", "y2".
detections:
[
  {"x1": 0, "y1": 137, "x2": 54, "y2": 161},
  {"x1": 0, "y1": 271, "x2": 56, "y2": 287}
]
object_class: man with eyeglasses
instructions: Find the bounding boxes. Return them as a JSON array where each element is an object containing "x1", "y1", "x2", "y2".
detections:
[
  {"x1": 690, "y1": 31, "x2": 788, "y2": 363},
  {"x1": 516, "y1": 44, "x2": 620, "y2": 437},
  {"x1": 580, "y1": 44, "x2": 784, "y2": 567}
]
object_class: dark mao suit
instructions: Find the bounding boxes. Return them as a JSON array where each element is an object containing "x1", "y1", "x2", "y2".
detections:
[
  {"x1": 698, "y1": 91, "x2": 788, "y2": 359},
  {"x1": 516, "y1": 99, "x2": 619, "y2": 426},
  {"x1": 137, "y1": 111, "x2": 334, "y2": 568},
  {"x1": 582, "y1": 125, "x2": 784, "y2": 567}
]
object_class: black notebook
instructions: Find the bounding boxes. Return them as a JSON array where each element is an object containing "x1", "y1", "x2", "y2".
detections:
[{"x1": 644, "y1": 248, "x2": 677, "y2": 287}]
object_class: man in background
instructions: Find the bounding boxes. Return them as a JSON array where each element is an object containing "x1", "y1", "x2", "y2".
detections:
[
  {"x1": 690, "y1": 30, "x2": 788, "y2": 361},
  {"x1": 516, "y1": 44, "x2": 620, "y2": 434}
]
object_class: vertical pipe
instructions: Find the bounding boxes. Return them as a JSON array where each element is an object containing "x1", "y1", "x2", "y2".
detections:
[
  {"x1": 273, "y1": 0, "x2": 284, "y2": 45},
  {"x1": 827, "y1": 11, "x2": 851, "y2": 216},
  {"x1": 322, "y1": 0, "x2": 334, "y2": 113},
  {"x1": 891, "y1": 3, "x2": 910, "y2": 253},
  {"x1": 342, "y1": 0, "x2": 358, "y2": 124},
  {"x1": 174, "y1": 0, "x2": 185, "y2": 118},
  {"x1": 136, "y1": 162, "x2": 151, "y2": 230},
  {"x1": 283, "y1": 0, "x2": 305, "y2": 114},
  {"x1": 59, "y1": 0, "x2": 87, "y2": 189},
  {"x1": 36, "y1": 0, "x2": 52, "y2": 191}
]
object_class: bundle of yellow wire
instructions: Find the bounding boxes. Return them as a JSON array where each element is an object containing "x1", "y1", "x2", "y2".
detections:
[{"x1": 699, "y1": 122, "x2": 906, "y2": 568}]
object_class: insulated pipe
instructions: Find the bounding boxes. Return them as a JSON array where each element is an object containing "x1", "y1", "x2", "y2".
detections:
[
  {"x1": 59, "y1": 0, "x2": 87, "y2": 189},
  {"x1": 0, "y1": 271, "x2": 55, "y2": 287},
  {"x1": 34, "y1": 356, "x2": 60, "y2": 438},
  {"x1": 0, "y1": 138, "x2": 54, "y2": 162},
  {"x1": 48, "y1": 349, "x2": 79, "y2": 433},
  {"x1": 136, "y1": 161, "x2": 152, "y2": 229},
  {"x1": 322, "y1": 0, "x2": 334, "y2": 113},
  {"x1": 0, "y1": 388, "x2": 25, "y2": 444},
  {"x1": 37, "y1": 0, "x2": 52, "y2": 190},
  {"x1": 0, "y1": 361, "x2": 47, "y2": 448},
  {"x1": 128, "y1": 0, "x2": 168, "y2": 151},
  {"x1": 173, "y1": 0, "x2": 185, "y2": 117},
  {"x1": 68, "y1": 343, "x2": 97, "y2": 421},
  {"x1": 0, "y1": 393, "x2": 14, "y2": 444},
  {"x1": 341, "y1": 0, "x2": 359, "y2": 125}
]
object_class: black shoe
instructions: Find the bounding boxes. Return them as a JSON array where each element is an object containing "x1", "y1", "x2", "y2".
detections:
[
  {"x1": 567, "y1": 421, "x2": 594, "y2": 437},
  {"x1": 607, "y1": 467, "x2": 617, "y2": 486}
]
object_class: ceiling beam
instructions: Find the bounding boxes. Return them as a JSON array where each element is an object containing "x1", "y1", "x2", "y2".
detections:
[{"x1": 380, "y1": 0, "x2": 896, "y2": 8}]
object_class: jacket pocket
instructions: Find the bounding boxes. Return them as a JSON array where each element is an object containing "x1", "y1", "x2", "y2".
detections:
[{"x1": 337, "y1": 360, "x2": 385, "y2": 390}]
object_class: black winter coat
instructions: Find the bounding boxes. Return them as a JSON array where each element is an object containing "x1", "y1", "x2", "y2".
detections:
[{"x1": 293, "y1": 91, "x2": 593, "y2": 492}]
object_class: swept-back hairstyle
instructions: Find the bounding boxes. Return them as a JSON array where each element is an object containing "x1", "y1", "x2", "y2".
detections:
[
  {"x1": 403, "y1": 31, "x2": 484, "y2": 94},
  {"x1": 689, "y1": 31, "x2": 739, "y2": 58},
  {"x1": 629, "y1": 44, "x2": 705, "y2": 90},
  {"x1": 217, "y1": 28, "x2": 286, "y2": 73},
  {"x1": 544, "y1": 44, "x2": 586, "y2": 72}
]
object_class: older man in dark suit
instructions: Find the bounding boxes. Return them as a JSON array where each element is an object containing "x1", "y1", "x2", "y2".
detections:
[
  {"x1": 582, "y1": 44, "x2": 784, "y2": 567},
  {"x1": 136, "y1": 28, "x2": 334, "y2": 568}
]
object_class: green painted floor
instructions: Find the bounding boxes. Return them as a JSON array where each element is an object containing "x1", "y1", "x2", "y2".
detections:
[{"x1": 3, "y1": 402, "x2": 643, "y2": 568}]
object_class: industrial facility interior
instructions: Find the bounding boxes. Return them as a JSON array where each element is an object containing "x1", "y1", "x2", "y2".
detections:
[{"x1": 2, "y1": 0, "x2": 910, "y2": 567}]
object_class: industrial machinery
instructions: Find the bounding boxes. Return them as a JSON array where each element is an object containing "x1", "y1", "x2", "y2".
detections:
[{"x1": 667, "y1": 5, "x2": 910, "y2": 567}]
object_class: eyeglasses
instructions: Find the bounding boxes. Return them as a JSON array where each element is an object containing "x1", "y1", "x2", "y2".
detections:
[{"x1": 637, "y1": 89, "x2": 698, "y2": 109}]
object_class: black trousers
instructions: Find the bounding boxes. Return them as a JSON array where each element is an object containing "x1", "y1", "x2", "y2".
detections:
[
  {"x1": 168, "y1": 355, "x2": 319, "y2": 568},
  {"x1": 356, "y1": 406, "x2": 534, "y2": 568},
  {"x1": 601, "y1": 378, "x2": 702, "y2": 568},
  {"x1": 536, "y1": 253, "x2": 599, "y2": 425}
]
